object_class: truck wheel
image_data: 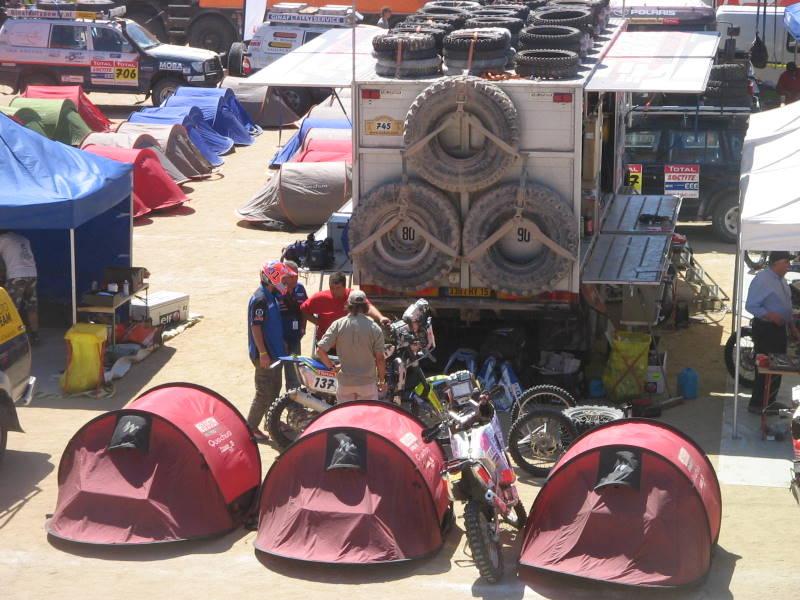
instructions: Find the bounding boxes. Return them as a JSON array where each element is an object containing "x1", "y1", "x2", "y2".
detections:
[
  {"x1": 711, "y1": 194, "x2": 739, "y2": 244},
  {"x1": 151, "y1": 77, "x2": 182, "y2": 106},
  {"x1": 462, "y1": 182, "x2": 577, "y2": 295},
  {"x1": 189, "y1": 15, "x2": 234, "y2": 54},
  {"x1": 278, "y1": 88, "x2": 312, "y2": 116},
  {"x1": 348, "y1": 181, "x2": 460, "y2": 291},
  {"x1": 404, "y1": 75, "x2": 519, "y2": 192},
  {"x1": 127, "y1": 9, "x2": 168, "y2": 41},
  {"x1": 228, "y1": 42, "x2": 246, "y2": 76}
]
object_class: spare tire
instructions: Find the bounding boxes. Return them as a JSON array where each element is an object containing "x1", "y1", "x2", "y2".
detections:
[
  {"x1": 518, "y1": 24, "x2": 583, "y2": 50},
  {"x1": 373, "y1": 31, "x2": 437, "y2": 53},
  {"x1": 443, "y1": 27, "x2": 511, "y2": 52},
  {"x1": 420, "y1": 4, "x2": 472, "y2": 15},
  {"x1": 403, "y1": 13, "x2": 461, "y2": 31},
  {"x1": 348, "y1": 181, "x2": 460, "y2": 291},
  {"x1": 710, "y1": 63, "x2": 748, "y2": 82},
  {"x1": 514, "y1": 48, "x2": 581, "y2": 78},
  {"x1": 465, "y1": 15, "x2": 525, "y2": 33},
  {"x1": 425, "y1": 0, "x2": 482, "y2": 9},
  {"x1": 528, "y1": 8, "x2": 593, "y2": 31},
  {"x1": 486, "y1": 2, "x2": 530, "y2": 18},
  {"x1": 462, "y1": 182, "x2": 577, "y2": 294},
  {"x1": 472, "y1": 7, "x2": 524, "y2": 18},
  {"x1": 404, "y1": 75, "x2": 519, "y2": 192},
  {"x1": 376, "y1": 56, "x2": 443, "y2": 78},
  {"x1": 392, "y1": 25, "x2": 450, "y2": 48}
]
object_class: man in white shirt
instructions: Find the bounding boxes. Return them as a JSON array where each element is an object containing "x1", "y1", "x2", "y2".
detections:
[{"x1": 0, "y1": 231, "x2": 39, "y2": 342}]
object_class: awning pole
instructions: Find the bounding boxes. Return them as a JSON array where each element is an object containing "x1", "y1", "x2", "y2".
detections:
[
  {"x1": 70, "y1": 228, "x2": 77, "y2": 325},
  {"x1": 732, "y1": 246, "x2": 746, "y2": 438}
]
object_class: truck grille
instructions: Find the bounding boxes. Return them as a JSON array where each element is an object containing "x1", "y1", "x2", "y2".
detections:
[{"x1": 204, "y1": 58, "x2": 221, "y2": 73}]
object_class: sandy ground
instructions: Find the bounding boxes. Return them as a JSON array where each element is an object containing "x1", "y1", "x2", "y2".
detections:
[{"x1": 2, "y1": 91, "x2": 800, "y2": 600}]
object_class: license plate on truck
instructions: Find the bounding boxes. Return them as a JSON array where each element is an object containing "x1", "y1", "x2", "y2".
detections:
[{"x1": 445, "y1": 288, "x2": 493, "y2": 298}]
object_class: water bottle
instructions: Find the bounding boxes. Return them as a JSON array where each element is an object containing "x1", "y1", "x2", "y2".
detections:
[
  {"x1": 123, "y1": 280, "x2": 130, "y2": 296},
  {"x1": 678, "y1": 368, "x2": 699, "y2": 400}
]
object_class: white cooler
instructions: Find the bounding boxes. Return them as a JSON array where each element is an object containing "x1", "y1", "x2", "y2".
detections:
[{"x1": 131, "y1": 291, "x2": 190, "y2": 326}]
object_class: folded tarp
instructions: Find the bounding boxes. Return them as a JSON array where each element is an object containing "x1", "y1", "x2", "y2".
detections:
[
  {"x1": 173, "y1": 86, "x2": 262, "y2": 137},
  {"x1": 164, "y1": 94, "x2": 254, "y2": 146},
  {"x1": 0, "y1": 105, "x2": 48, "y2": 138},
  {"x1": 129, "y1": 105, "x2": 232, "y2": 167},
  {"x1": 222, "y1": 77, "x2": 302, "y2": 127},
  {"x1": 270, "y1": 116, "x2": 351, "y2": 167},
  {"x1": 290, "y1": 138, "x2": 352, "y2": 164},
  {"x1": 8, "y1": 97, "x2": 91, "y2": 145},
  {"x1": 237, "y1": 161, "x2": 351, "y2": 230},
  {"x1": 81, "y1": 132, "x2": 188, "y2": 184},
  {"x1": 82, "y1": 145, "x2": 189, "y2": 218},
  {"x1": 116, "y1": 122, "x2": 213, "y2": 179},
  {"x1": 22, "y1": 85, "x2": 111, "y2": 132}
]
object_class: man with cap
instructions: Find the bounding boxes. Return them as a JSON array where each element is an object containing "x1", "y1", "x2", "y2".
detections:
[
  {"x1": 746, "y1": 251, "x2": 800, "y2": 414},
  {"x1": 316, "y1": 290, "x2": 387, "y2": 402}
]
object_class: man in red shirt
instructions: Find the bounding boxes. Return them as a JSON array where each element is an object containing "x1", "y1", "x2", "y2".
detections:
[
  {"x1": 777, "y1": 62, "x2": 800, "y2": 104},
  {"x1": 301, "y1": 271, "x2": 390, "y2": 340}
]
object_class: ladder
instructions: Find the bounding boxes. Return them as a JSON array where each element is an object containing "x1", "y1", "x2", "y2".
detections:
[{"x1": 673, "y1": 245, "x2": 729, "y2": 312}]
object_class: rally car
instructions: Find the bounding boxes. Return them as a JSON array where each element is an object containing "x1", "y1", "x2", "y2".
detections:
[
  {"x1": 0, "y1": 285, "x2": 33, "y2": 464},
  {"x1": 0, "y1": 5, "x2": 224, "y2": 105}
]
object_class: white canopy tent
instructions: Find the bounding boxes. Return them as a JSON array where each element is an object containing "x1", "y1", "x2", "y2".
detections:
[{"x1": 733, "y1": 101, "x2": 800, "y2": 435}]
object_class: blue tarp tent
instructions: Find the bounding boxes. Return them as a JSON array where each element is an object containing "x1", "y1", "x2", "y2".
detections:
[
  {"x1": 129, "y1": 105, "x2": 233, "y2": 167},
  {"x1": 164, "y1": 94, "x2": 254, "y2": 146},
  {"x1": 0, "y1": 113, "x2": 132, "y2": 325},
  {"x1": 786, "y1": 4, "x2": 800, "y2": 41},
  {"x1": 269, "y1": 116, "x2": 350, "y2": 168},
  {"x1": 173, "y1": 87, "x2": 262, "y2": 139}
]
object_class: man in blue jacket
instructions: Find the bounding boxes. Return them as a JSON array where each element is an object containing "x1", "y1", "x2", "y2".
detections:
[{"x1": 246, "y1": 260, "x2": 296, "y2": 440}]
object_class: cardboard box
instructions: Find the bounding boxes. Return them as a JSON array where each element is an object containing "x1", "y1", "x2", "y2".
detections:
[
  {"x1": 326, "y1": 213, "x2": 350, "y2": 253},
  {"x1": 104, "y1": 267, "x2": 148, "y2": 293},
  {"x1": 131, "y1": 291, "x2": 189, "y2": 325},
  {"x1": 81, "y1": 292, "x2": 121, "y2": 307}
]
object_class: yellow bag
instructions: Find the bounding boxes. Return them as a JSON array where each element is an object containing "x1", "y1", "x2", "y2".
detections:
[
  {"x1": 602, "y1": 332, "x2": 651, "y2": 402},
  {"x1": 60, "y1": 323, "x2": 107, "y2": 393}
]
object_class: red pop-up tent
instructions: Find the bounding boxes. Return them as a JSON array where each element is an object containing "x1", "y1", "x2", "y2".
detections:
[
  {"x1": 82, "y1": 145, "x2": 188, "y2": 218},
  {"x1": 22, "y1": 85, "x2": 111, "y2": 132},
  {"x1": 256, "y1": 401, "x2": 452, "y2": 564},
  {"x1": 519, "y1": 419, "x2": 722, "y2": 588},
  {"x1": 290, "y1": 139, "x2": 352, "y2": 164},
  {"x1": 47, "y1": 383, "x2": 261, "y2": 545}
]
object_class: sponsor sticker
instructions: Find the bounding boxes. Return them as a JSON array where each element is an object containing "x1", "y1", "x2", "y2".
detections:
[
  {"x1": 195, "y1": 417, "x2": 220, "y2": 435},
  {"x1": 664, "y1": 164, "x2": 699, "y2": 198},
  {"x1": 364, "y1": 115, "x2": 403, "y2": 136},
  {"x1": 91, "y1": 59, "x2": 138, "y2": 86},
  {"x1": 625, "y1": 163, "x2": 643, "y2": 193},
  {"x1": 159, "y1": 61, "x2": 183, "y2": 71},
  {"x1": 60, "y1": 75, "x2": 84, "y2": 83}
]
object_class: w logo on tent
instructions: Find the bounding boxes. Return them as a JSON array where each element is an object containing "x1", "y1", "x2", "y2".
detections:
[{"x1": 122, "y1": 421, "x2": 140, "y2": 435}]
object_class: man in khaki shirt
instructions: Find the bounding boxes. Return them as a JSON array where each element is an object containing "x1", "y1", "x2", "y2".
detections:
[{"x1": 316, "y1": 290, "x2": 386, "y2": 402}]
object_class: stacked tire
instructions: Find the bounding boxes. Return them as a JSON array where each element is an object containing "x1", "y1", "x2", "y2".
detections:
[
  {"x1": 372, "y1": 31, "x2": 442, "y2": 78},
  {"x1": 704, "y1": 63, "x2": 751, "y2": 107},
  {"x1": 518, "y1": 24, "x2": 588, "y2": 55},
  {"x1": 443, "y1": 28, "x2": 514, "y2": 73}
]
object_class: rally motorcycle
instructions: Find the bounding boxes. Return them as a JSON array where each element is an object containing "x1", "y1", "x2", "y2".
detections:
[
  {"x1": 266, "y1": 299, "x2": 437, "y2": 448},
  {"x1": 422, "y1": 377, "x2": 527, "y2": 583}
]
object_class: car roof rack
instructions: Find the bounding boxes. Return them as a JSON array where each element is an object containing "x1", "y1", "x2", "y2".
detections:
[
  {"x1": 4, "y1": 5, "x2": 126, "y2": 20},
  {"x1": 630, "y1": 105, "x2": 752, "y2": 116},
  {"x1": 266, "y1": 3, "x2": 359, "y2": 25}
]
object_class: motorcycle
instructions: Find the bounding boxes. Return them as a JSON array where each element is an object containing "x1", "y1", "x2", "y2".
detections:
[
  {"x1": 266, "y1": 299, "x2": 438, "y2": 448},
  {"x1": 422, "y1": 378, "x2": 527, "y2": 583}
]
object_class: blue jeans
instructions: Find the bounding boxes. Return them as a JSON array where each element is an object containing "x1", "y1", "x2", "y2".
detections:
[{"x1": 284, "y1": 337, "x2": 302, "y2": 389}]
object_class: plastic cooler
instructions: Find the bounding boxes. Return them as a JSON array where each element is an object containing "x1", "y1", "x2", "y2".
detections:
[{"x1": 60, "y1": 323, "x2": 107, "y2": 393}]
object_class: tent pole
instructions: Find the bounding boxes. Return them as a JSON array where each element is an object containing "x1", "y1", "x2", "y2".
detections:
[
  {"x1": 70, "y1": 228, "x2": 77, "y2": 325},
  {"x1": 732, "y1": 247, "x2": 746, "y2": 438}
]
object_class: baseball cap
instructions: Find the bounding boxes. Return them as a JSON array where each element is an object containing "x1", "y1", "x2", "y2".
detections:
[
  {"x1": 769, "y1": 251, "x2": 792, "y2": 265},
  {"x1": 347, "y1": 290, "x2": 368, "y2": 306}
]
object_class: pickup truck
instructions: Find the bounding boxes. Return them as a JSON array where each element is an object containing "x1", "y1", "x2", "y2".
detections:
[{"x1": 0, "y1": 286, "x2": 33, "y2": 463}]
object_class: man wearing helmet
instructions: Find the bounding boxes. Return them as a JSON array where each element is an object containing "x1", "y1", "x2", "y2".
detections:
[
  {"x1": 246, "y1": 260, "x2": 296, "y2": 440},
  {"x1": 316, "y1": 290, "x2": 387, "y2": 402}
]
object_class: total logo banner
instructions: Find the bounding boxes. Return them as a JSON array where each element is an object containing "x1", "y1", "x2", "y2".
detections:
[{"x1": 664, "y1": 164, "x2": 700, "y2": 198}]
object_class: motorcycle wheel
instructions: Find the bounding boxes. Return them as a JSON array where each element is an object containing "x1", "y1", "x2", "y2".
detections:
[
  {"x1": 508, "y1": 406, "x2": 578, "y2": 477},
  {"x1": 744, "y1": 251, "x2": 769, "y2": 271},
  {"x1": 563, "y1": 405, "x2": 624, "y2": 435},
  {"x1": 510, "y1": 384, "x2": 576, "y2": 425},
  {"x1": 501, "y1": 501, "x2": 527, "y2": 530},
  {"x1": 724, "y1": 326, "x2": 755, "y2": 389},
  {"x1": 464, "y1": 500, "x2": 504, "y2": 583},
  {"x1": 266, "y1": 393, "x2": 317, "y2": 449}
]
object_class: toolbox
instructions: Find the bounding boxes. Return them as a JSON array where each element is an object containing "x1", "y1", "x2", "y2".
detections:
[{"x1": 131, "y1": 291, "x2": 189, "y2": 326}]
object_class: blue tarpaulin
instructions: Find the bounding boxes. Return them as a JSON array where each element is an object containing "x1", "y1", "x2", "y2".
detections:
[
  {"x1": 129, "y1": 105, "x2": 233, "y2": 167},
  {"x1": 0, "y1": 113, "x2": 132, "y2": 325},
  {"x1": 174, "y1": 87, "x2": 262, "y2": 137},
  {"x1": 269, "y1": 116, "x2": 351, "y2": 167},
  {"x1": 786, "y1": 4, "x2": 800, "y2": 41}
]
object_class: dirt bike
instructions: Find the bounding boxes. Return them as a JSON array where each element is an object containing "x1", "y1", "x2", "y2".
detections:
[
  {"x1": 266, "y1": 299, "x2": 437, "y2": 448},
  {"x1": 422, "y1": 387, "x2": 526, "y2": 583},
  {"x1": 508, "y1": 400, "x2": 625, "y2": 477}
]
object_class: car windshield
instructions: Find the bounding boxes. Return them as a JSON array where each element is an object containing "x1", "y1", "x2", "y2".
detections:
[{"x1": 124, "y1": 21, "x2": 160, "y2": 50}]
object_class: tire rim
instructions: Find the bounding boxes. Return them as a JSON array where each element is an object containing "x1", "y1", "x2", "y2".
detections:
[
  {"x1": 159, "y1": 84, "x2": 178, "y2": 104},
  {"x1": 724, "y1": 205, "x2": 739, "y2": 236},
  {"x1": 515, "y1": 416, "x2": 572, "y2": 469},
  {"x1": 374, "y1": 212, "x2": 432, "y2": 268}
]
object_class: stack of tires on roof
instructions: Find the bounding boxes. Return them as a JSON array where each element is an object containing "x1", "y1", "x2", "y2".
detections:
[{"x1": 372, "y1": 0, "x2": 609, "y2": 79}]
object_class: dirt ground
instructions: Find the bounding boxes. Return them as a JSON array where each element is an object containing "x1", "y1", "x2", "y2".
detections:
[{"x1": 2, "y1": 92, "x2": 799, "y2": 600}]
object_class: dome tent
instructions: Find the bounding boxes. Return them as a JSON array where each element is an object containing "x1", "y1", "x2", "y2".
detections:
[
  {"x1": 22, "y1": 85, "x2": 111, "y2": 132},
  {"x1": 8, "y1": 97, "x2": 91, "y2": 145},
  {"x1": 519, "y1": 419, "x2": 722, "y2": 587},
  {"x1": 116, "y1": 121, "x2": 214, "y2": 179},
  {"x1": 80, "y1": 131, "x2": 188, "y2": 184},
  {"x1": 256, "y1": 401, "x2": 451, "y2": 564},
  {"x1": 0, "y1": 105, "x2": 48, "y2": 138},
  {"x1": 173, "y1": 86, "x2": 261, "y2": 140},
  {"x1": 47, "y1": 383, "x2": 261, "y2": 545}
]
